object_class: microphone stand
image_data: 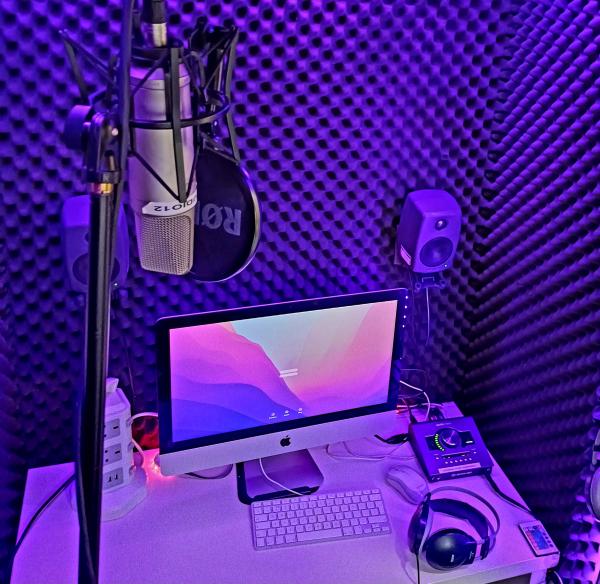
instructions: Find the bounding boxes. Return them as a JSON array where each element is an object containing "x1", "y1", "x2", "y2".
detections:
[
  {"x1": 62, "y1": 2, "x2": 134, "y2": 581},
  {"x1": 61, "y1": 2, "x2": 237, "y2": 580}
]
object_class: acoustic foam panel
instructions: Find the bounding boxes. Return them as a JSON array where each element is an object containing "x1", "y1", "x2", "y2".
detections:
[
  {"x1": 0, "y1": 0, "x2": 510, "y2": 463},
  {"x1": 0, "y1": 326, "x2": 26, "y2": 583},
  {"x1": 458, "y1": 0, "x2": 600, "y2": 580},
  {"x1": 0, "y1": 0, "x2": 513, "y2": 573}
]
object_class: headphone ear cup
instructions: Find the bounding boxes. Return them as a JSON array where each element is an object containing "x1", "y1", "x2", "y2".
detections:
[
  {"x1": 424, "y1": 528, "x2": 477, "y2": 570},
  {"x1": 408, "y1": 496, "x2": 431, "y2": 554},
  {"x1": 587, "y1": 467, "x2": 600, "y2": 519}
]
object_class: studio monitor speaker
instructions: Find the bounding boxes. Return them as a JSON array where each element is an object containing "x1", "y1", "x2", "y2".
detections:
[
  {"x1": 396, "y1": 189, "x2": 461, "y2": 273},
  {"x1": 61, "y1": 195, "x2": 129, "y2": 293}
]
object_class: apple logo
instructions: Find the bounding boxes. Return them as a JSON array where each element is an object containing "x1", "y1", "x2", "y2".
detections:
[{"x1": 280, "y1": 435, "x2": 291, "y2": 447}]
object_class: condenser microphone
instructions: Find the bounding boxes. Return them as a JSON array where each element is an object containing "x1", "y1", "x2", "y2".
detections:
[{"x1": 127, "y1": 2, "x2": 196, "y2": 276}]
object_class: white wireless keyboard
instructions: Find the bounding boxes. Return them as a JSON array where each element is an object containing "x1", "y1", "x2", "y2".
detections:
[{"x1": 250, "y1": 488, "x2": 391, "y2": 550}]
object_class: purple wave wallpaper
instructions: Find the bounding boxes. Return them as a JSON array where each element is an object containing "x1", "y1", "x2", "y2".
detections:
[{"x1": 169, "y1": 301, "x2": 397, "y2": 441}]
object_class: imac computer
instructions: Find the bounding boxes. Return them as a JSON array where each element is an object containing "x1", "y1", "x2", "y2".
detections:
[{"x1": 156, "y1": 289, "x2": 408, "y2": 481}]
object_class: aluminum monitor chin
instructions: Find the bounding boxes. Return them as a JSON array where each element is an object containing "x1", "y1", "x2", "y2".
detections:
[{"x1": 156, "y1": 289, "x2": 408, "y2": 475}]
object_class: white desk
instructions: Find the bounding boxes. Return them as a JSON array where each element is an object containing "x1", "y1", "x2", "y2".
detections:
[{"x1": 12, "y1": 403, "x2": 558, "y2": 584}]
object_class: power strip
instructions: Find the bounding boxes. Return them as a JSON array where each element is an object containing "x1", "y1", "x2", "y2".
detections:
[
  {"x1": 103, "y1": 377, "x2": 134, "y2": 491},
  {"x1": 99, "y1": 377, "x2": 147, "y2": 520}
]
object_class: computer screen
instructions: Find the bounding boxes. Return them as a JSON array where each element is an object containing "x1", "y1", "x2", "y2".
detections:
[
  {"x1": 168, "y1": 300, "x2": 398, "y2": 443},
  {"x1": 156, "y1": 289, "x2": 407, "y2": 474}
]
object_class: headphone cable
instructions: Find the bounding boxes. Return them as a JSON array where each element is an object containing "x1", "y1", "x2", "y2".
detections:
[
  {"x1": 415, "y1": 553, "x2": 421, "y2": 584},
  {"x1": 484, "y1": 471, "x2": 533, "y2": 515}
]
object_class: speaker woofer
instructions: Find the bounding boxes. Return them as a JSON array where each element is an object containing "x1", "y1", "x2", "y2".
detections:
[{"x1": 420, "y1": 236, "x2": 454, "y2": 268}]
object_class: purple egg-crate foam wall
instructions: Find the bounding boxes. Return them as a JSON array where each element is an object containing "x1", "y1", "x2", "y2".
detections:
[
  {"x1": 459, "y1": 0, "x2": 600, "y2": 580},
  {"x1": 0, "y1": 0, "x2": 510, "y2": 463},
  {"x1": 1, "y1": 0, "x2": 598, "y2": 580},
  {"x1": 0, "y1": 0, "x2": 512, "y2": 573},
  {"x1": 0, "y1": 324, "x2": 26, "y2": 583}
]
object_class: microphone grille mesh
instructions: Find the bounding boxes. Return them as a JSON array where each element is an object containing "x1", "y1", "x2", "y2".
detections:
[{"x1": 136, "y1": 209, "x2": 194, "y2": 276}]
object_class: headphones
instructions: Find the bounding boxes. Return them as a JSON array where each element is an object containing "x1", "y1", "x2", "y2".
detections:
[
  {"x1": 408, "y1": 486, "x2": 501, "y2": 571},
  {"x1": 585, "y1": 429, "x2": 600, "y2": 519}
]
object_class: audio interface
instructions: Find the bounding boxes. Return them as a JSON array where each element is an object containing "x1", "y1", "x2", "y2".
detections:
[{"x1": 409, "y1": 416, "x2": 493, "y2": 482}]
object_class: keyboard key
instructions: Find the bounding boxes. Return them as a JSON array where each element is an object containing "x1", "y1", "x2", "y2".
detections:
[
  {"x1": 343, "y1": 527, "x2": 354, "y2": 536},
  {"x1": 297, "y1": 528, "x2": 343, "y2": 542},
  {"x1": 255, "y1": 522, "x2": 270, "y2": 531},
  {"x1": 256, "y1": 538, "x2": 266, "y2": 547},
  {"x1": 285, "y1": 534, "x2": 296, "y2": 544},
  {"x1": 368, "y1": 516, "x2": 388, "y2": 524}
]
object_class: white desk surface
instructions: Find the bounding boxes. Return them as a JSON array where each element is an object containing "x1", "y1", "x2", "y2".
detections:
[{"x1": 12, "y1": 403, "x2": 558, "y2": 584}]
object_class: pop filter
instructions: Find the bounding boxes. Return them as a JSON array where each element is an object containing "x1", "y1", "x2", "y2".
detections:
[{"x1": 190, "y1": 147, "x2": 260, "y2": 281}]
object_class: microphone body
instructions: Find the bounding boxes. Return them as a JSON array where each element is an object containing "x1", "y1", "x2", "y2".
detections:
[{"x1": 128, "y1": 63, "x2": 196, "y2": 275}]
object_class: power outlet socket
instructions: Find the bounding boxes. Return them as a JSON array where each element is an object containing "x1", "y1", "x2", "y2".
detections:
[
  {"x1": 103, "y1": 467, "x2": 124, "y2": 490},
  {"x1": 104, "y1": 443, "x2": 123, "y2": 465},
  {"x1": 104, "y1": 418, "x2": 120, "y2": 440}
]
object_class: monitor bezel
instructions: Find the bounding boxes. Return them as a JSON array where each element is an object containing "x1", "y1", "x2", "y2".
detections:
[{"x1": 156, "y1": 289, "x2": 407, "y2": 457}]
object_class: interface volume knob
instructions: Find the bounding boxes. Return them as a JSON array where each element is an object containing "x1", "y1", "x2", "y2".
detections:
[{"x1": 438, "y1": 428, "x2": 461, "y2": 448}]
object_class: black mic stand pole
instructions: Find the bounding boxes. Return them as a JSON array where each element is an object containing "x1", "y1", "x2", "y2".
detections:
[
  {"x1": 63, "y1": 3, "x2": 134, "y2": 582},
  {"x1": 78, "y1": 130, "x2": 118, "y2": 584}
]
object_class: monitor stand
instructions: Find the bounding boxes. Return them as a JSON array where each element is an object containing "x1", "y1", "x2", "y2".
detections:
[{"x1": 236, "y1": 449, "x2": 324, "y2": 505}]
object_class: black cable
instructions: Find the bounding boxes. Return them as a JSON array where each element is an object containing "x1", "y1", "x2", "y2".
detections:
[
  {"x1": 186, "y1": 466, "x2": 233, "y2": 480},
  {"x1": 484, "y1": 471, "x2": 532, "y2": 514},
  {"x1": 10, "y1": 474, "x2": 75, "y2": 574},
  {"x1": 415, "y1": 552, "x2": 421, "y2": 584},
  {"x1": 374, "y1": 433, "x2": 409, "y2": 445}
]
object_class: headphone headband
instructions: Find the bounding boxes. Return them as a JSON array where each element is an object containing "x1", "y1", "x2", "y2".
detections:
[
  {"x1": 408, "y1": 485, "x2": 501, "y2": 568},
  {"x1": 428, "y1": 485, "x2": 501, "y2": 541}
]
